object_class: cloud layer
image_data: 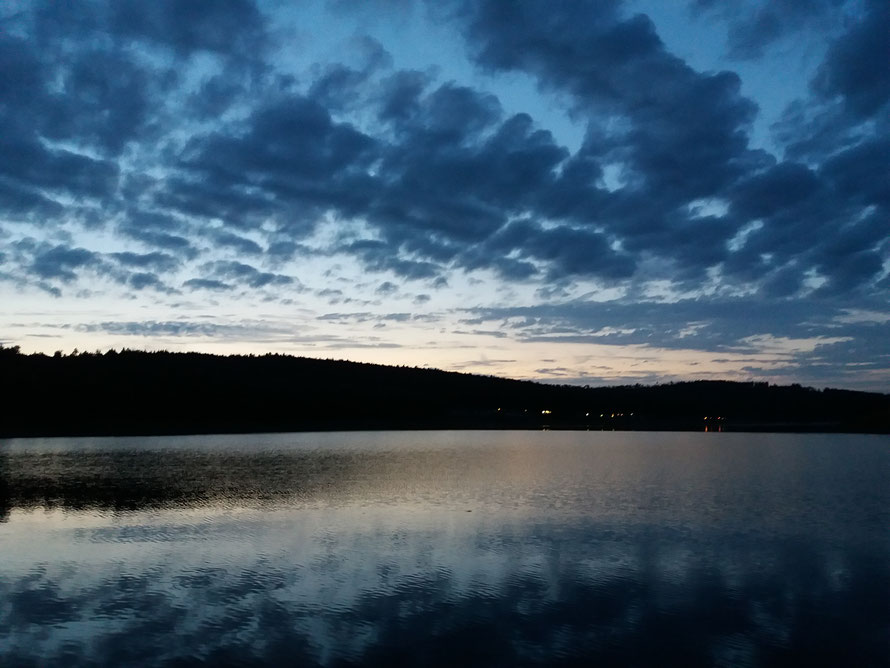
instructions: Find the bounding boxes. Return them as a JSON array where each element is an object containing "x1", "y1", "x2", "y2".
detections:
[{"x1": 0, "y1": 0, "x2": 886, "y2": 389}]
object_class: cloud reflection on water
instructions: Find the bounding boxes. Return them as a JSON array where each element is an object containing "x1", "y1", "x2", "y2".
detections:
[{"x1": 1, "y1": 431, "x2": 888, "y2": 666}]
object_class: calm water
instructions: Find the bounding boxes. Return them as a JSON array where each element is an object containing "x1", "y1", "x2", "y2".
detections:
[{"x1": 1, "y1": 430, "x2": 888, "y2": 666}]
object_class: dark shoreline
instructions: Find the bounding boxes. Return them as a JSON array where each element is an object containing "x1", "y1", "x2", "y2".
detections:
[
  {"x1": 2, "y1": 347, "x2": 888, "y2": 438},
  {"x1": 4, "y1": 421, "x2": 888, "y2": 440}
]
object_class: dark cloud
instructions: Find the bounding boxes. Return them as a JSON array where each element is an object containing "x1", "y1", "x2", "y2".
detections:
[
  {"x1": 27, "y1": 0, "x2": 269, "y2": 61},
  {"x1": 375, "y1": 70, "x2": 432, "y2": 125},
  {"x1": 7, "y1": 241, "x2": 183, "y2": 294},
  {"x1": 0, "y1": 0, "x2": 886, "y2": 388},
  {"x1": 202, "y1": 261, "x2": 294, "y2": 289},
  {"x1": 180, "y1": 96, "x2": 377, "y2": 186},
  {"x1": 3, "y1": 7, "x2": 189, "y2": 159},
  {"x1": 760, "y1": 263, "x2": 806, "y2": 299},
  {"x1": 0, "y1": 180, "x2": 63, "y2": 221},
  {"x1": 438, "y1": 0, "x2": 886, "y2": 296},
  {"x1": 820, "y1": 137, "x2": 890, "y2": 208},
  {"x1": 0, "y1": 1, "x2": 818, "y2": 290},
  {"x1": 464, "y1": 297, "x2": 879, "y2": 355},
  {"x1": 128, "y1": 272, "x2": 168, "y2": 291},
  {"x1": 151, "y1": 177, "x2": 282, "y2": 232},
  {"x1": 444, "y1": 0, "x2": 773, "y2": 284},
  {"x1": 77, "y1": 320, "x2": 257, "y2": 337},
  {"x1": 30, "y1": 244, "x2": 101, "y2": 282},
  {"x1": 375, "y1": 101, "x2": 567, "y2": 236},
  {"x1": 392, "y1": 81, "x2": 501, "y2": 141},
  {"x1": 172, "y1": 68, "x2": 609, "y2": 282},
  {"x1": 122, "y1": 229, "x2": 198, "y2": 258},
  {"x1": 188, "y1": 75, "x2": 249, "y2": 119},
  {"x1": 466, "y1": 219, "x2": 634, "y2": 281},
  {"x1": 117, "y1": 210, "x2": 198, "y2": 258},
  {"x1": 690, "y1": 0, "x2": 851, "y2": 60},
  {"x1": 78, "y1": 261, "x2": 176, "y2": 293},
  {"x1": 2, "y1": 0, "x2": 883, "y2": 296},
  {"x1": 267, "y1": 241, "x2": 300, "y2": 261},
  {"x1": 173, "y1": 95, "x2": 378, "y2": 236},
  {"x1": 111, "y1": 252, "x2": 180, "y2": 273},
  {"x1": 109, "y1": 0, "x2": 269, "y2": 59},
  {"x1": 183, "y1": 278, "x2": 233, "y2": 292},
  {"x1": 308, "y1": 37, "x2": 392, "y2": 112},
  {"x1": 721, "y1": 146, "x2": 886, "y2": 295},
  {"x1": 810, "y1": 0, "x2": 890, "y2": 120},
  {"x1": 773, "y1": 1, "x2": 889, "y2": 161},
  {"x1": 0, "y1": 34, "x2": 48, "y2": 136},
  {"x1": 40, "y1": 47, "x2": 164, "y2": 156},
  {"x1": 343, "y1": 240, "x2": 441, "y2": 280},
  {"x1": 317, "y1": 311, "x2": 436, "y2": 326},
  {"x1": 375, "y1": 281, "x2": 398, "y2": 296},
  {"x1": 0, "y1": 136, "x2": 119, "y2": 202},
  {"x1": 350, "y1": 84, "x2": 594, "y2": 280},
  {"x1": 730, "y1": 162, "x2": 820, "y2": 220},
  {"x1": 0, "y1": 0, "x2": 269, "y2": 251},
  {"x1": 209, "y1": 231, "x2": 264, "y2": 256}
]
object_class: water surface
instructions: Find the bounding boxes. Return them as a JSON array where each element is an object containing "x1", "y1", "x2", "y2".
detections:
[{"x1": 2, "y1": 431, "x2": 888, "y2": 666}]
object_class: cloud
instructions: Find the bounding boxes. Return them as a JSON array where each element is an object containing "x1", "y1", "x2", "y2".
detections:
[
  {"x1": 40, "y1": 47, "x2": 164, "y2": 156},
  {"x1": 0, "y1": 180, "x2": 63, "y2": 221},
  {"x1": 123, "y1": 229, "x2": 198, "y2": 257},
  {"x1": 462, "y1": 294, "x2": 890, "y2": 388},
  {"x1": 773, "y1": 1, "x2": 889, "y2": 161},
  {"x1": 820, "y1": 137, "x2": 890, "y2": 209},
  {"x1": 168, "y1": 75, "x2": 619, "y2": 283},
  {"x1": 465, "y1": 296, "x2": 887, "y2": 354},
  {"x1": 178, "y1": 95, "x2": 377, "y2": 208},
  {"x1": 77, "y1": 320, "x2": 259, "y2": 337},
  {"x1": 0, "y1": 135, "x2": 119, "y2": 202},
  {"x1": 0, "y1": 1, "x2": 886, "y2": 388},
  {"x1": 202, "y1": 260, "x2": 294, "y2": 289},
  {"x1": 308, "y1": 36, "x2": 392, "y2": 112},
  {"x1": 443, "y1": 0, "x2": 775, "y2": 283},
  {"x1": 117, "y1": 210, "x2": 198, "y2": 258},
  {"x1": 375, "y1": 281, "x2": 398, "y2": 296},
  {"x1": 109, "y1": 0, "x2": 269, "y2": 59},
  {"x1": 721, "y1": 148, "x2": 887, "y2": 295},
  {"x1": 690, "y1": 0, "x2": 853, "y2": 60},
  {"x1": 28, "y1": 0, "x2": 269, "y2": 61},
  {"x1": 30, "y1": 244, "x2": 102, "y2": 282},
  {"x1": 432, "y1": 0, "x2": 883, "y2": 301},
  {"x1": 127, "y1": 273, "x2": 169, "y2": 292},
  {"x1": 810, "y1": 0, "x2": 890, "y2": 120},
  {"x1": 478, "y1": 219, "x2": 635, "y2": 281},
  {"x1": 5, "y1": 0, "x2": 879, "y2": 296},
  {"x1": 111, "y1": 252, "x2": 180, "y2": 273},
  {"x1": 183, "y1": 278, "x2": 233, "y2": 292},
  {"x1": 209, "y1": 231, "x2": 264, "y2": 256},
  {"x1": 2, "y1": 463, "x2": 886, "y2": 667}
]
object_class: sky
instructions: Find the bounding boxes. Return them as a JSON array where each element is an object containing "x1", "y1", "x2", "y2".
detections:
[{"x1": 0, "y1": 0, "x2": 887, "y2": 391}]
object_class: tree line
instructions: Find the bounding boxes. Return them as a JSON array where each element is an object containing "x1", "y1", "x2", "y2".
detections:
[{"x1": 1, "y1": 345, "x2": 887, "y2": 436}]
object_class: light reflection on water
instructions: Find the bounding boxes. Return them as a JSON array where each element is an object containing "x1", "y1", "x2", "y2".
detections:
[{"x1": 1, "y1": 430, "x2": 888, "y2": 666}]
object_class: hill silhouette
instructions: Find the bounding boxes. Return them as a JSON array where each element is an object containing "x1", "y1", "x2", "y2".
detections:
[{"x1": 1, "y1": 345, "x2": 887, "y2": 437}]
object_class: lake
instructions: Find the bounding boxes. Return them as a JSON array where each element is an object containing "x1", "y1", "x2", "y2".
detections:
[{"x1": 1, "y1": 430, "x2": 888, "y2": 666}]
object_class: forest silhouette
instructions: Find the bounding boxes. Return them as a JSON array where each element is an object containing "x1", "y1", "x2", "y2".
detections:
[{"x1": 1, "y1": 345, "x2": 887, "y2": 437}]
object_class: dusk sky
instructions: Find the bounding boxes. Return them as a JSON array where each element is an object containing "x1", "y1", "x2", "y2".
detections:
[{"x1": 1, "y1": 0, "x2": 887, "y2": 390}]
